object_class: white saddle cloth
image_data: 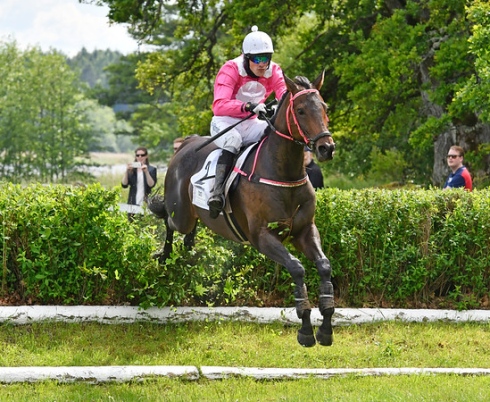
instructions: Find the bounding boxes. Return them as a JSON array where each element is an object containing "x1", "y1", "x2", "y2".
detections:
[{"x1": 190, "y1": 145, "x2": 256, "y2": 212}]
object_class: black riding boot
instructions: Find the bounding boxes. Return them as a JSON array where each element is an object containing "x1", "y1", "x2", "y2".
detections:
[{"x1": 207, "y1": 150, "x2": 235, "y2": 219}]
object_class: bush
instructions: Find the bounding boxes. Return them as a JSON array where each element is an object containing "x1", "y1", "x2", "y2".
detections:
[
  {"x1": 0, "y1": 182, "x2": 160, "y2": 305},
  {"x1": 314, "y1": 188, "x2": 490, "y2": 308},
  {"x1": 153, "y1": 187, "x2": 490, "y2": 310},
  {"x1": 1, "y1": 185, "x2": 489, "y2": 310}
]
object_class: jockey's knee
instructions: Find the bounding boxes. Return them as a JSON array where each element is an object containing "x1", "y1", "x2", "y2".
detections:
[{"x1": 214, "y1": 132, "x2": 241, "y2": 154}]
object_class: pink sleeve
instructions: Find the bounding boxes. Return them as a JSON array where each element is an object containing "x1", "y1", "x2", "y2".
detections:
[
  {"x1": 270, "y1": 64, "x2": 287, "y2": 100},
  {"x1": 212, "y1": 62, "x2": 248, "y2": 118}
]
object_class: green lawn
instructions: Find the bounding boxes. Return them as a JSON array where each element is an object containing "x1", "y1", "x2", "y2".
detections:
[{"x1": 1, "y1": 320, "x2": 489, "y2": 400}]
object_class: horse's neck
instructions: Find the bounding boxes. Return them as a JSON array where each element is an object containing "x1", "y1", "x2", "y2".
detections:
[{"x1": 258, "y1": 132, "x2": 305, "y2": 181}]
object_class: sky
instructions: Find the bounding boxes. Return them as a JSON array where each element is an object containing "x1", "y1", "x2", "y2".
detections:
[{"x1": 0, "y1": 0, "x2": 143, "y2": 57}]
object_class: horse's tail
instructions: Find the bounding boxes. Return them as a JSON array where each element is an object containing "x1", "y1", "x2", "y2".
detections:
[{"x1": 147, "y1": 187, "x2": 168, "y2": 219}]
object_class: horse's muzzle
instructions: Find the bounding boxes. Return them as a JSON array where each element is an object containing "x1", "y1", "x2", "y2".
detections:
[{"x1": 316, "y1": 142, "x2": 335, "y2": 162}]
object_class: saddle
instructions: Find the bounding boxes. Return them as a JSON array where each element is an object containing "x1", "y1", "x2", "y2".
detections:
[{"x1": 190, "y1": 143, "x2": 257, "y2": 213}]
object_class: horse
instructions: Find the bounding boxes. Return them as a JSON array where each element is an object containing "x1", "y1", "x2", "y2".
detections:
[{"x1": 155, "y1": 71, "x2": 335, "y2": 347}]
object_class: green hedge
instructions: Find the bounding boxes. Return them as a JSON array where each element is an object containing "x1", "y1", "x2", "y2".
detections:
[
  {"x1": 314, "y1": 188, "x2": 490, "y2": 309},
  {"x1": 1, "y1": 184, "x2": 489, "y2": 309},
  {"x1": 0, "y1": 183, "x2": 160, "y2": 305}
]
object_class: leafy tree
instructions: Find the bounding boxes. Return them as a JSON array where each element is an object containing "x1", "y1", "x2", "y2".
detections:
[
  {"x1": 79, "y1": 99, "x2": 134, "y2": 153},
  {"x1": 0, "y1": 42, "x2": 34, "y2": 180},
  {"x1": 67, "y1": 48, "x2": 123, "y2": 88},
  {"x1": 89, "y1": 0, "x2": 490, "y2": 187},
  {"x1": 0, "y1": 41, "x2": 95, "y2": 182}
]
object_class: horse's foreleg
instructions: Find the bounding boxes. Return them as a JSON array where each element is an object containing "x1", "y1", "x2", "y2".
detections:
[
  {"x1": 292, "y1": 225, "x2": 334, "y2": 346},
  {"x1": 255, "y1": 233, "x2": 315, "y2": 347},
  {"x1": 315, "y1": 257, "x2": 334, "y2": 346},
  {"x1": 294, "y1": 280, "x2": 316, "y2": 347}
]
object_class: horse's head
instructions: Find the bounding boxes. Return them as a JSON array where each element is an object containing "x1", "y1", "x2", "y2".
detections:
[{"x1": 283, "y1": 71, "x2": 335, "y2": 162}]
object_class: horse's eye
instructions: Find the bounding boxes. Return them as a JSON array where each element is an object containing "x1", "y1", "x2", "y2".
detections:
[{"x1": 297, "y1": 108, "x2": 305, "y2": 116}]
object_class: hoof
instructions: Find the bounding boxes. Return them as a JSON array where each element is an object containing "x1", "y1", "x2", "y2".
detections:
[
  {"x1": 297, "y1": 331, "x2": 316, "y2": 347},
  {"x1": 152, "y1": 250, "x2": 168, "y2": 264},
  {"x1": 316, "y1": 328, "x2": 333, "y2": 346}
]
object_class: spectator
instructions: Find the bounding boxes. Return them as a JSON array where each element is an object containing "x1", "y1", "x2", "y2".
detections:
[
  {"x1": 121, "y1": 147, "x2": 157, "y2": 220},
  {"x1": 443, "y1": 145, "x2": 472, "y2": 191},
  {"x1": 207, "y1": 25, "x2": 287, "y2": 218},
  {"x1": 304, "y1": 148, "x2": 324, "y2": 190}
]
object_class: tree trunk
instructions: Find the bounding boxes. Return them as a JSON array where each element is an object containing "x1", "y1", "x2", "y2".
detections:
[
  {"x1": 419, "y1": 36, "x2": 490, "y2": 187},
  {"x1": 432, "y1": 124, "x2": 490, "y2": 187}
]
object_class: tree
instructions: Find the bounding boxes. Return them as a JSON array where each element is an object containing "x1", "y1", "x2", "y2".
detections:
[
  {"x1": 90, "y1": 0, "x2": 490, "y2": 187},
  {"x1": 67, "y1": 48, "x2": 123, "y2": 88},
  {"x1": 0, "y1": 41, "x2": 95, "y2": 182}
]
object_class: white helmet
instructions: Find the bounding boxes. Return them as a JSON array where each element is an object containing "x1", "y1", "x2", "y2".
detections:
[{"x1": 242, "y1": 26, "x2": 274, "y2": 55}]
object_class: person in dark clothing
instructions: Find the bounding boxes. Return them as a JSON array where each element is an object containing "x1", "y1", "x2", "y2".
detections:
[
  {"x1": 121, "y1": 147, "x2": 157, "y2": 220},
  {"x1": 304, "y1": 148, "x2": 324, "y2": 190}
]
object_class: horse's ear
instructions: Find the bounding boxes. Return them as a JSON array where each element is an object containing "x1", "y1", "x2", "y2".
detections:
[
  {"x1": 284, "y1": 74, "x2": 299, "y2": 94},
  {"x1": 312, "y1": 70, "x2": 325, "y2": 91}
]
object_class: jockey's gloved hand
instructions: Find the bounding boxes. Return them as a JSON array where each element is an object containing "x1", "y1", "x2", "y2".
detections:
[{"x1": 245, "y1": 102, "x2": 267, "y2": 116}]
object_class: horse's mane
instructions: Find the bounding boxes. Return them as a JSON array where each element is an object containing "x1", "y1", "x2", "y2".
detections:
[
  {"x1": 294, "y1": 76, "x2": 312, "y2": 90},
  {"x1": 262, "y1": 75, "x2": 316, "y2": 137},
  {"x1": 267, "y1": 76, "x2": 312, "y2": 129}
]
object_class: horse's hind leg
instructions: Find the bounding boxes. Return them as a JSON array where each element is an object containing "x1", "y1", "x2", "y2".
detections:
[
  {"x1": 183, "y1": 223, "x2": 197, "y2": 250},
  {"x1": 153, "y1": 217, "x2": 175, "y2": 264},
  {"x1": 154, "y1": 221, "x2": 195, "y2": 264}
]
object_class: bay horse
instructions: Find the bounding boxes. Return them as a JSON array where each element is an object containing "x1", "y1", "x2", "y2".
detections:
[{"x1": 158, "y1": 71, "x2": 335, "y2": 347}]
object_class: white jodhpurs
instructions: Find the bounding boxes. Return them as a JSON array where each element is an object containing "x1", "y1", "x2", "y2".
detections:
[{"x1": 210, "y1": 116, "x2": 268, "y2": 154}]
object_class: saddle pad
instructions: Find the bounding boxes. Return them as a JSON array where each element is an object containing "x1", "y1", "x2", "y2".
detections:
[{"x1": 190, "y1": 144, "x2": 256, "y2": 211}]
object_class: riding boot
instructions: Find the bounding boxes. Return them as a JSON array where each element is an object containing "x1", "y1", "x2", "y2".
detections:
[{"x1": 208, "y1": 150, "x2": 235, "y2": 219}]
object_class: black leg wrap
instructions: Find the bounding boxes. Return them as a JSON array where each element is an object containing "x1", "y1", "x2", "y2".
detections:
[
  {"x1": 294, "y1": 284, "x2": 311, "y2": 319},
  {"x1": 319, "y1": 281, "x2": 335, "y2": 313},
  {"x1": 297, "y1": 309, "x2": 316, "y2": 347},
  {"x1": 293, "y1": 284, "x2": 315, "y2": 347}
]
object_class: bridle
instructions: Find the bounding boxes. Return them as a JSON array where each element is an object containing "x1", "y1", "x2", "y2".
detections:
[
  {"x1": 235, "y1": 88, "x2": 333, "y2": 188},
  {"x1": 265, "y1": 89, "x2": 332, "y2": 149}
]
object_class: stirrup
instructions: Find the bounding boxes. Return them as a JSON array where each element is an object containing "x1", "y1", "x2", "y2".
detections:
[{"x1": 208, "y1": 194, "x2": 225, "y2": 219}]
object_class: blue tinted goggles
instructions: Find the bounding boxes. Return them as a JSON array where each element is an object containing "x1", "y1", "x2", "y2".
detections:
[{"x1": 250, "y1": 54, "x2": 271, "y2": 64}]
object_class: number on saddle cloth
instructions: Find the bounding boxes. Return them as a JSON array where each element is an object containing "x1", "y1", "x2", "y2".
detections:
[{"x1": 190, "y1": 145, "x2": 257, "y2": 211}]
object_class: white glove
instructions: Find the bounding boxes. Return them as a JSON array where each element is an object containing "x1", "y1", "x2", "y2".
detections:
[{"x1": 253, "y1": 103, "x2": 267, "y2": 115}]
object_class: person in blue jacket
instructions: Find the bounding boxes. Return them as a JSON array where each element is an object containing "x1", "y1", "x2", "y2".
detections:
[{"x1": 443, "y1": 145, "x2": 472, "y2": 191}]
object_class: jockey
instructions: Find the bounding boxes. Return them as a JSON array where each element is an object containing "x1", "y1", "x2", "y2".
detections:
[{"x1": 207, "y1": 26, "x2": 287, "y2": 219}]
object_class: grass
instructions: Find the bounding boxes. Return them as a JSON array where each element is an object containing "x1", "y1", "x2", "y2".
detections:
[
  {"x1": 2, "y1": 321, "x2": 490, "y2": 368},
  {"x1": 1, "y1": 321, "x2": 490, "y2": 400},
  {"x1": 1, "y1": 376, "x2": 489, "y2": 401}
]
